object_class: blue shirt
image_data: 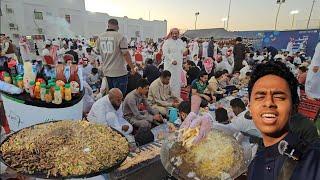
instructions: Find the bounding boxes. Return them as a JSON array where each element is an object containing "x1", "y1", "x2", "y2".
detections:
[{"x1": 248, "y1": 132, "x2": 320, "y2": 180}]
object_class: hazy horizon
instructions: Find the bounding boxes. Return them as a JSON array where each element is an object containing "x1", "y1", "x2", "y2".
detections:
[{"x1": 85, "y1": 0, "x2": 320, "y2": 32}]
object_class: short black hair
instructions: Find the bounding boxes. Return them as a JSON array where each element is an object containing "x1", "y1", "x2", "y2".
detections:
[
  {"x1": 222, "y1": 69, "x2": 229, "y2": 75},
  {"x1": 215, "y1": 108, "x2": 229, "y2": 124},
  {"x1": 298, "y1": 66, "x2": 307, "y2": 73},
  {"x1": 86, "y1": 47, "x2": 92, "y2": 53},
  {"x1": 160, "y1": 70, "x2": 171, "y2": 78},
  {"x1": 187, "y1": 60, "x2": 196, "y2": 66},
  {"x1": 198, "y1": 71, "x2": 208, "y2": 78},
  {"x1": 230, "y1": 98, "x2": 246, "y2": 110},
  {"x1": 178, "y1": 101, "x2": 191, "y2": 114},
  {"x1": 215, "y1": 71, "x2": 224, "y2": 79},
  {"x1": 108, "y1": 18, "x2": 118, "y2": 25},
  {"x1": 91, "y1": 68, "x2": 98, "y2": 74},
  {"x1": 248, "y1": 61, "x2": 299, "y2": 107},
  {"x1": 136, "y1": 78, "x2": 150, "y2": 89},
  {"x1": 146, "y1": 58, "x2": 153, "y2": 64},
  {"x1": 236, "y1": 37, "x2": 242, "y2": 42}
]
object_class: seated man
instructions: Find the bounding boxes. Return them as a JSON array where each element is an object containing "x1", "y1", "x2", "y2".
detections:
[
  {"x1": 123, "y1": 79, "x2": 163, "y2": 129},
  {"x1": 191, "y1": 71, "x2": 214, "y2": 106},
  {"x1": 215, "y1": 107, "x2": 230, "y2": 124},
  {"x1": 229, "y1": 98, "x2": 261, "y2": 137},
  {"x1": 148, "y1": 70, "x2": 181, "y2": 116},
  {"x1": 87, "y1": 88, "x2": 133, "y2": 135},
  {"x1": 178, "y1": 101, "x2": 191, "y2": 123}
]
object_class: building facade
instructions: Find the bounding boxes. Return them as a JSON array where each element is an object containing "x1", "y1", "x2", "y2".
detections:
[{"x1": 0, "y1": 0, "x2": 167, "y2": 43}]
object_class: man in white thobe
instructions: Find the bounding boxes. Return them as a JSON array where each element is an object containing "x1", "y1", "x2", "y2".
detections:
[
  {"x1": 305, "y1": 42, "x2": 320, "y2": 99},
  {"x1": 286, "y1": 38, "x2": 294, "y2": 55},
  {"x1": 87, "y1": 88, "x2": 133, "y2": 135},
  {"x1": 202, "y1": 41, "x2": 209, "y2": 58},
  {"x1": 162, "y1": 28, "x2": 186, "y2": 97},
  {"x1": 19, "y1": 37, "x2": 31, "y2": 62},
  {"x1": 190, "y1": 39, "x2": 199, "y2": 58}
]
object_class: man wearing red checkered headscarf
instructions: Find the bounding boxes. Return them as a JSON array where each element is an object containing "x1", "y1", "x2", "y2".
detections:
[{"x1": 162, "y1": 28, "x2": 186, "y2": 97}]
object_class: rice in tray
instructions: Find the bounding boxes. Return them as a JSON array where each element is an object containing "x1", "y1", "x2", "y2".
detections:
[{"x1": 0, "y1": 120, "x2": 129, "y2": 178}]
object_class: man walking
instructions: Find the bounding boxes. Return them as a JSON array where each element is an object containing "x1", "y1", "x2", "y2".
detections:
[{"x1": 97, "y1": 19, "x2": 135, "y2": 95}]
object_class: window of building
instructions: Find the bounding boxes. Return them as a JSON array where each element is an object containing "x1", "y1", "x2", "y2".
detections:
[
  {"x1": 65, "y1": 15, "x2": 71, "y2": 23},
  {"x1": 37, "y1": 28, "x2": 43, "y2": 34},
  {"x1": 34, "y1": 11, "x2": 43, "y2": 20},
  {"x1": 6, "y1": 7, "x2": 14, "y2": 14}
]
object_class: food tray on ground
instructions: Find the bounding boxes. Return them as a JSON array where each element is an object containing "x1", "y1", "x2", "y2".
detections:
[
  {"x1": 161, "y1": 125, "x2": 255, "y2": 180},
  {"x1": 110, "y1": 141, "x2": 162, "y2": 179},
  {"x1": 0, "y1": 120, "x2": 129, "y2": 179}
]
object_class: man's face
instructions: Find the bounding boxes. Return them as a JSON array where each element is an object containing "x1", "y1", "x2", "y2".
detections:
[
  {"x1": 83, "y1": 60, "x2": 88, "y2": 66},
  {"x1": 183, "y1": 63, "x2": 190, "y2": 71},
  {"x1": 234, "y1": 73, "x2": 240, "y2": 78},
  {"x1": 179, "y1": 112, "x2": 187, "y2": 121},
  {"x1": 140, "y1": 86, "x2": 149, "y2": 96},
  {"x1": 172, "y1": 30, "x2": 179, "y2": 40},
  {"x1": 249, "y1": 75, "x2": 292, "y2": 138},
  {"x1": 109, "y1": 94, "x2": 123, "y2": 110},
  {"x1": 161, "y1": 76, "x2": 171, "y2": 85},
  {"x1": 200, "y1": 75, "x2": 208, "y2": 83}
]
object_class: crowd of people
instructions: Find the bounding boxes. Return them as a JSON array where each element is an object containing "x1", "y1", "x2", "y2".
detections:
[{"x1": 1, "y1": 17, "x2": 320, "y2": 179}]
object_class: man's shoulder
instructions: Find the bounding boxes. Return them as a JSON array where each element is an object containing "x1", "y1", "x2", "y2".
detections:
[
  {"x1": 124, "y1": 90, "x2": 135, "y2": 100},
  {"x1": 150, "y1": 78, "x2": 160, "y2": 87},
  {"x1": 98, "y1": 31, "x2": 123, "y2": 38}
]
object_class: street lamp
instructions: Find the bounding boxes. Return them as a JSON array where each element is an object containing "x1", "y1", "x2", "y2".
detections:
[
  {"x1": 221, "y1": 18, "x2": 228, "y2": 29},
  {"x1": 226, "y1": 0, "x2": 232, "y2": 31},
  {"x1": 275, "y1": 0, "x2": 286, "y2": 30},
  {"x1": 290, "y1": 10, "x2": 299, "y2": 30},
  {"x1": 195, "y1": 12, "x2": 200, "y2": 30}
]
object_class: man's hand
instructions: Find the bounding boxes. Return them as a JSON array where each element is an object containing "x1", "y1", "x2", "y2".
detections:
[
  {"x1": 202, "y1": 94, "x2": 211, "y2": 101},
  {"x1": 131, "y1": 66, "x2": 137, "y2": 75},
  {"x1": 180, "y1": 112, "x2": 197, "y2": 129},
  {"x1": 190, "y1": 114, "x2": 212, "y2": 144},
  {"x1": 313, "y1": 66, "x2": 319, "y2": 73},
  {"x1": 122, "y1": 125, "x2": 129, "y2": 132},
  {"x1": 211, "y1": 95, "x2": 216, "y2": 103},
  {"x1": 172, "y1": 102, "x2": 180, "y2": 108},
  {"x1": 172, "y1": 60, "x2": 177, "y2": 65},
  {"x1": 153, "y1": 114, "x2": 163, "y2": 123}
]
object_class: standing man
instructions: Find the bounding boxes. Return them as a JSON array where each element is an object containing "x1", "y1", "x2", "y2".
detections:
[
  {"x1": 97, "y1": 19, "x2": 135, "y2": 95},
  {"x1": 305, "y1": 41, "x2": 320, "y2": 99},
  {"x1": 233, "y1": 37, "x2": 246, "y2": 72},
  {"x1": 207, "y1": 37, "x2": 215, "y2": 59},
  {"x1": 162, "y1": 28, "x2": 186, "y2": 97}
]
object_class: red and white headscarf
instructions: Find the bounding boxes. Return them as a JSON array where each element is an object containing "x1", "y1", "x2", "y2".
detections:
[
  {"x1": 165, "y1": 28, "x2": 180, "y2": 40},
  {"x1": 203, "y1": 57, "x2": 214, "y2": 74}
]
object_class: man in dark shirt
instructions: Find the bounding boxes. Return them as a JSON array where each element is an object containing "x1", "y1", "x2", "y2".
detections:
[
  {"x1": 65, "y1": 45, "x2": 79, "y2": 64},
  {"x1": 247, "y1": 61, "x2": 320, "y2": 180},
  {"x1": 263, "y1": 46, "x2": 278, "y2": 61},
  {"x1": 126, "y1": 65, "x2": 142, "y2": 96},
  {"x1": 207, "y1": 37, "x2": 214, "y2": 59},
  {"x1": 184, "y1": 60, "x2": 200, "y2": 85},
  {"x1": 233, "y1": 37, "x2": 246, "y2": 72},
  {"x1": 143, "y1": 58, "x2": 160, "y2": 84}
]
